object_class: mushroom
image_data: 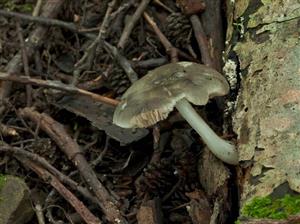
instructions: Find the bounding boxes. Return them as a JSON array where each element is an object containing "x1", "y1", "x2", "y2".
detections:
[{"x1": 113, "y1": 62, "x2": 238, "y2": 165}]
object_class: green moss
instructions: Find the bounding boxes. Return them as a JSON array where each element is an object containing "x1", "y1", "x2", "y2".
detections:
[{"x1": 241, "y1": 195, "x2": 300, "y2": 220}]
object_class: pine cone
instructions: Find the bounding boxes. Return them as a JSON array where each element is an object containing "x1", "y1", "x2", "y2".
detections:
[
  {"x1": 165, "y1": 12, "x2": 192, "y2": 48},
  {"x1": 106, "y1": 66, "x2": 131, "y2": 95},
  {"x1": 135, "y1": 159, "x2": 175, "y2": 198}
]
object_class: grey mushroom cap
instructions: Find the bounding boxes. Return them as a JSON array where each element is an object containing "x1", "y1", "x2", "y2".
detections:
[{"x1": 113, "y1": 61, "x2": 230, "y2": 128}]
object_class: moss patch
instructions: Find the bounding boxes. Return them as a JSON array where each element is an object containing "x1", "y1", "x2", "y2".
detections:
[{"x1": 241, "y1": 195, "x2": 300, "y2": 220}]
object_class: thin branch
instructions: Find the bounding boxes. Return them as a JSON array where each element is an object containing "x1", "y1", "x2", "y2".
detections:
[
  {"x1": 153, "y1": 0, "x2": 174, "y2": 13},
  {"x1": 0, "y1": 0, "x2": 65, "y2": 115},
  {"x1": 199, "y1": 0, "x2": 224, "y2": 71},
  {"x1": 190, "y1": 15, "x2": 214, "y2": 67},
  {"x1": 118, "y1": 0, "x2": 151, "y2": 49},
  {"x1": 74, "y1": 0, "x2": 117, "y2": 74},
  {"x1": 19, "y1": 158, "x2": 102, "y2": 224},
  {"x1": 103, "y1": 41, "x2": 139, "y2": 83},
  {"x1": 0, "y1": 9, "x2": 77, "y2": 32},
  {"x1": 0, "y1": 8, "x2": 166, "y2": 85},
  {"x1": 143, "y1": 12, "x2": 196, "y2": 62},
  {"x1": 34, "y1": 203, "x2": 46, "y2": 224},
  {"x1": 0, "y1": 144, "x2": 96, "y2": 204},
  {"x1": 143, "y1": 12, "x2": 173, "y2": 52},
  {"x1": 18, "y1": 108, "x2": 127, "y2": 224},
  {"x1": 131, "y1": 57, "x2": 168, "y2": 69},
  {"x1": 32, "y1": 0, "x2": 44, "y2": 17},
  {"x1": 16, "y1": 22, "x2": 32, "y2": 106},
  {"x1": 0, "y1": 72, "x2": 119, "y2": 106}
]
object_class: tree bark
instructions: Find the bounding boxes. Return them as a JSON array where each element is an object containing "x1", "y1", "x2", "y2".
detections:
[{"x1": 226, "y1": 0, "x2": 300, "y2": 211}]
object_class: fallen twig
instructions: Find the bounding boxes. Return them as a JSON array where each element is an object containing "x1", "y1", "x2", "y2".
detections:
[
  {"x1": 18, "y1": 108, "x2": 127, "y2": 224},
  {"x1": 190, "y1": 15, "x2": 214, "y2": 67},
  {"x1": 74, "y1": 0, "x2": 117, "y2": 80},
  {"x1": 0, "y1": 72, "x2": 119, "y2": 106},
  {"x1": 0, "y1": 8, "x2": 140, "y2": 85},
  {"x1": 19, "y1": 158, "x2": 102, "y2": 224},
  {"x1": 32, "y1": 0, "x2": 43, "y2": 16},
  {"x1": 0, "y1": 0, "x2": 66, "y2": 115},
  {"x1": 0, "y1": 144, "x2": 96, "y2": 204},
  {"x1": 34, "y1": 203, "x2": 45, "y2": 224},
  {"x1": 16, "y1": 22, "x2": 32, "y2": 106},
  {"x1": 143, "y1": 12, "x2": 174, "y2": 56},
  {"x1": 118, "y1": 0, "x2": 151, "y2": 49},
  {"x1": 199, "y1": 0, "x2": 224, "y2": 71},
  {"x1": 0, "y1": 9, "x2": 77, "y2": 32},
  {"x1": 175, "y1": 0, "x2": 215, "y2": 67},
  {"x1": 153, "y1": 0, "x2": 174, "y2": 13},
  {"x1": 131, "y1": 57, "x2": 168, "y2": 69},
  {"x1": 143, "y1": 12, "x2": 196, "y2": 62},
  {"x1": 103, "y1": 41, "x2": 139, "y2": 83}
]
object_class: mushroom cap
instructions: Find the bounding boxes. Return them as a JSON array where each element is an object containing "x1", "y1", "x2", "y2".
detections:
[{"x1": 113, "y1": 62, "x2": 229, "y2": 128}]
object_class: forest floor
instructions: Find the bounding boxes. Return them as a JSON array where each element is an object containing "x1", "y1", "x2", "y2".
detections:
[{"x1": 0, "y1": 0, "x2": 239, "y2": 223}]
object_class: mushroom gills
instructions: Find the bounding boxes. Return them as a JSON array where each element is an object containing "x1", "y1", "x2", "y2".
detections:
[{"x1": 175, "y1": 98, "x2": 238, "y2": 165}]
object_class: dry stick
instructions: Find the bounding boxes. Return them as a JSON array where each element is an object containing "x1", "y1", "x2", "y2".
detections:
[
  {"x1": 0, "y1": 72, "x2": 119, "y2": 106},
  {"x1": 0, "y1": 9, "x2": 77, "y2": 32},
  {"x1": 0, "y1": 9, "x2": 138, "y2": 84},
  {"x1": 199, "y1": 0, "x2": 224, "y2": 72},
  {"x1": 143, "y1": 12, "x2": 195, "y2": 62},
  {"x1": 16, "y1": 22, "x2": 32, "y2": 106},
  {"x1": 0, "y1": 144, "x2": 97, "y2": 204},
  {"x1": 72, "y1": 1, "x2": 126, "y2": 86},
  {"x1": 32, "y1": 0, "x2": 44, "y2": 16},
  {"x1": 190, "y1": 15, "x2": 214, "y2": 67},
  {"x1": 103, "y1": 41, "x2": 138, "y2": 83},
  {"x1": 74, "y1": 0, "x2": 117, "y2": 82},
  {"x1": 0, "y1": 0, "x2": 65, "y2": 115},
  {"x1": 143, "y1": 12, "x2": 178, "y2": 62},
  {"x1": 18, "y1": 108, "x2": 127, "y2": 224},
  {"x1": 143, "y1": 12, "x2": 173, "y2": 54},
  {"x1": 18, "y1": 158, "x2": 102, "y2": 224},
  {"x1": 35, "y1": 203, "x2": 46, "y2": 224},
  {"x1": 131, "y1": 57, "x2": 168, "y2": 69},
  {"x1": 118, "y1": 0, "x2": 151, "y2": 49},
  {"x1": 77, "y1": 76, "x2": 105, "y2": 91},
  {"x1": 190, "y1": 12, "x2": 225, "y2": 110},
  {"x1": 0, "y1": 2, "x2": 130, "y2": 36},
  {"x1": 153, "y1": 0, "x2": 174, "y2": 13}
]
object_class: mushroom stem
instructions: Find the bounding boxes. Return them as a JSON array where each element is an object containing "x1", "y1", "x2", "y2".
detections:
[{"x1": 175, "y1": 98, "x2": 238, "y2": 165}]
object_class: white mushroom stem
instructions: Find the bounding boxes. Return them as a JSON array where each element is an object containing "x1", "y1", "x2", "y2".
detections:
[{"x1": 175, "y1": 98, "x2": 239, "y2": 165}]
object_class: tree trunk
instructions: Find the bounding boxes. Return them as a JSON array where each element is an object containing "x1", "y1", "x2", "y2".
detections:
[{"x1": 226, "y1": 0, "x2": 300, "y2": 212}]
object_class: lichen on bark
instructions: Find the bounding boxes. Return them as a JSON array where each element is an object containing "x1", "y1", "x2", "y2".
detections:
[{"x1": 228, "y1": 0, "x2": 300, "y2": 209}]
